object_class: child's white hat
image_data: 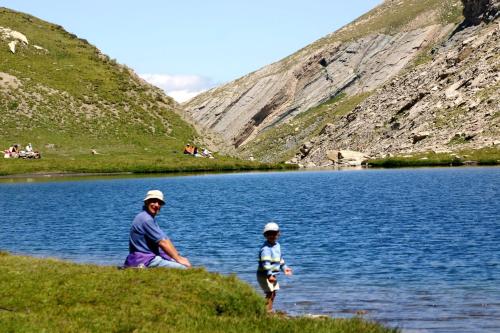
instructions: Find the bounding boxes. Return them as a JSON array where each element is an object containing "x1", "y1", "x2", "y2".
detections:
[{"x1": 263, "y1": 222, "x2": 279, "y2": 234}]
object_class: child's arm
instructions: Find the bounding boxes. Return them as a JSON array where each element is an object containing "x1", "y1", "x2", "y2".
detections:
[{"x1": 280, "y1": 257, "x2": 293, "y2": 276}]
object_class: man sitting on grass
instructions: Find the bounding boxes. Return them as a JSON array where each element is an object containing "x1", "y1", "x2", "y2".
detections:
[{"x1": 124, "y1": 190, "x2": 191, "y2": 269}]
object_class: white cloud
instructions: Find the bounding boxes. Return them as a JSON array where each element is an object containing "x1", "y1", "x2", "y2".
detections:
[
  {"x1": 139, "y1": 73, "x2": 215, "y2": 103},
  {"x1": 167, "y1": 89, "x2": 206, "y2": 103}
]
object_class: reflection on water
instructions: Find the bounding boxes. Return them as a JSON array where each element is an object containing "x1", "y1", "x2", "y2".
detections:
[{"x1": 0, "y1": 167, "x2": 499, "y2": 332}]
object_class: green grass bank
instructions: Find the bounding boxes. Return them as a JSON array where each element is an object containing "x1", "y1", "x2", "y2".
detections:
[
  {"x1": 0, "y1": 8, "x2": 297, "y2": 176},
  {"x1": 0, "y1": 252, "x2": 397, "y2": 333},
  {"x1": 367, "y1": 147, "x2": 500, "y2": 168},
  {"x1": 0, "y1": 150, "x2": 296, "y2": 177}
]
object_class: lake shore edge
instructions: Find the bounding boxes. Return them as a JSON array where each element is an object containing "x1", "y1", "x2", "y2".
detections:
[
  {"x1": 0, "y1": 251, "x2": 398, "y2": 333},
  {"x1": 0, "y1": 158, "x2": 298, "y2": 178},
  {"x1": 2, "y1": 162, "x2": 500, "y2": 181},
  {"x1": 1, "y1": 147, "x2": 498, "y2": 177}
]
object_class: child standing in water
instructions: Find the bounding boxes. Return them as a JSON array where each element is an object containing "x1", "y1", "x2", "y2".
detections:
[{"x1": 257, "y1": 222, "x2": 293, "y2": 313}]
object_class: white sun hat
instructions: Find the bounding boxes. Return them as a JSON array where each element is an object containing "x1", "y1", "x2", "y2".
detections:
[
  {"x1": 143, "y1": 190, "x2": 165, "y2": 205},
  {"x1": 263, "y1": 222, "x2": 280, "y2": 234}
]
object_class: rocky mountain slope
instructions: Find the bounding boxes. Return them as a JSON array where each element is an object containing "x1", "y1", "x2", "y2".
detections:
[
  {"x1": 182, "y1": 0, "x2": 499, "y2": 165},
  {"x1": 0, "y1": 7, "x2": 197, "y2": 157},
  {"x1": 183, "y1": 1, "x2": 463, "y2": 149},
  {"x1": 296, "y1": 0, "x2": 499, "y2": 167}
]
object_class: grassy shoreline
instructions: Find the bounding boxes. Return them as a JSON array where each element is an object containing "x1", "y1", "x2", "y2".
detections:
[
  {"x1": 0, "y1": 154, "x2": 297, "y2": 177},
  {"x1": 367, "y1": 147, "x2": 500, "y2": 168},
  {"x1": 2, "y1": 147, "x2": 498, "y2": 177},
  {"x1": 0, "y1": 252, "x2": 397, "y2": 333}
]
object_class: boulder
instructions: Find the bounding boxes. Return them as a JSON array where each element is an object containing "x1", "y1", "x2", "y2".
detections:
[
  {"x1": 326, "y1": 150, "x2": 340, "y2": 162},
  {"x1": 338, "y1": 150, "x2": 368, "y2": 161},
  {"x1": 336, "y1": 150, "x2": 369, "y2": 166},
  {"x1": 346, "y1": 160, "x2": 363, "y2": 166},
  {"x1": 8, "y1": 40, "x2": 16, "y2": 53},
  {"x1": 8, "y1": 30, "x2": 28, "y2": 44},
  {"x1": 299, "y1": 142, "x2": 313, "y2": 156},
  {"x1": 304, "y1": 161, "x2": 317, "y2": 168},
  {"x1": 33, "y1": 45, "x2": 48, "y2": 52},
  {"x1": 0, "y1": 27, "x2": 29, "y2": 44}
]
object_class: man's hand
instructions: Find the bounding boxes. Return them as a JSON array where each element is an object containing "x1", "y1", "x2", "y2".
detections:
[
  {"x1": 268, "y1": 275, "x2": 276, "y2": 283},
  {"x1": 284, "y1": 267, "x2": 293, "y2": 276},
  {"x1": 177, "y1": 256, "x2": 191, "y2": 268}
]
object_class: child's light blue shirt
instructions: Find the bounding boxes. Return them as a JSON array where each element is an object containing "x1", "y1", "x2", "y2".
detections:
[{"x1": 257, "y1": 241, "x2": 288, "y2": 277}]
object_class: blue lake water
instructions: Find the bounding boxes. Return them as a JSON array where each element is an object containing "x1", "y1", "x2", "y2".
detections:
[{"x1": 0, "y1": 168, "x2": 499, "y2": 332}]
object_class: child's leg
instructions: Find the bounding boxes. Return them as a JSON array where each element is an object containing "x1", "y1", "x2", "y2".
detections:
[{"x1": 265, "y1": 291, "x2": 276, "y2": 313}]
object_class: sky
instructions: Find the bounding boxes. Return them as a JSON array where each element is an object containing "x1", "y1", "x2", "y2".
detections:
[{"x1": 1, "y1": 1, "x2": 382, "y2": 102}]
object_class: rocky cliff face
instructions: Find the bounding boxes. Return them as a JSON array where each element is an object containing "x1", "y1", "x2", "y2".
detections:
[
  {"x1": 291, "y1": 0, "x2": 499, "y2": 167},
  {"x1": 182, "y1": 0, "x2": 498, "y2": 165},
  {"x1": 297, "y1": 20, "x2": 499, "y2": 167},
  {"x1": 183, "y1": 0, "x2": 462, "y2": 151}
]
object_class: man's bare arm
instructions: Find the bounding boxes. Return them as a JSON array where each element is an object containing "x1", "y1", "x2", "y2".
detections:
[{"x1": 158, "y1": 239, "x2": 191, "y2": 267}]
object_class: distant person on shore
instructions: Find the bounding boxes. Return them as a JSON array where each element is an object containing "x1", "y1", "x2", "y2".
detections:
[
  {"x1": 184, "y1": 144, "x2": 195, "y2": 155},
  {"x1": 3, "y1": 144, "x2": 19, "y2": 158},
  {"x1": 10, "y1": 144, "x2": 19, "y2": 156},
  {"x1": 257, "y1": 222, "x2": 292, "y2": 313},
  {"x1": 201, "y1": 148, "x2": 213, "y2": 158},
  {"x1": 124, "y1": 190, "x2": 191, "y2": 269}
]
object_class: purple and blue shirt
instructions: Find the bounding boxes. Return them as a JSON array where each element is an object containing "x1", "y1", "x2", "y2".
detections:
[{"x1": 124, "y1": 209, "x2": 172, "y2": 267}]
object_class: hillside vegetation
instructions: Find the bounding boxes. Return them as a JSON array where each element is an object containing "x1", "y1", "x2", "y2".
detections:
[
  {"x1": 0, "y1": 253, "x2": 396, "y2": 333},
  {"x1": 0, "y1": 8, "x2": 281, "y2": 175}
]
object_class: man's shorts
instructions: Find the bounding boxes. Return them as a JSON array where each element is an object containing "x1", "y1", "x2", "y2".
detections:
[{"x1": 257, "y1": 273, "x2": 279, "y2": 293}]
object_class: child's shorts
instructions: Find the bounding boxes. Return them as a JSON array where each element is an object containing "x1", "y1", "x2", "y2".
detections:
[{"x1": 257, "y1": 274, "x2": 279, "y2": 293}]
